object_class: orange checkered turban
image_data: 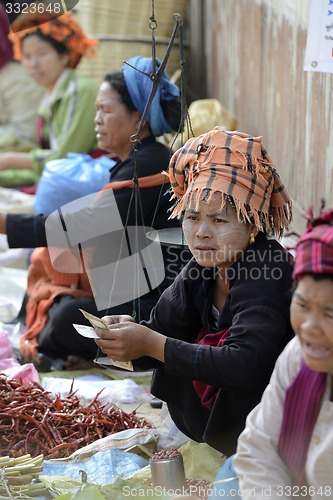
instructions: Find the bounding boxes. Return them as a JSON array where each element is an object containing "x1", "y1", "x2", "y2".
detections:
[
  {"x1": 9, "y1": 12, "x2": 96, "y2": 69},
  {"x1": 168, "y1": 127, "x2": 292, "y2": 238}
]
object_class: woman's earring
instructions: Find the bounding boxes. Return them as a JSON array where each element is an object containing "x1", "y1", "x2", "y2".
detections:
[{"x1": 249, "y1": 232, "x2": 255, "y2": 245}]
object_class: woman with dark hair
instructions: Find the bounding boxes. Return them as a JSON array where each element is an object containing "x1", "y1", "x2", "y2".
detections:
[
  {"x1": 0, "y1": 56, "x2": 188, "y2": 371},
  {"x1": 94, "y1": 128, "x2": 295, "y2": 455},
  {"x1": 0, "y1": 12, "x2": 99, "y2": 187}
]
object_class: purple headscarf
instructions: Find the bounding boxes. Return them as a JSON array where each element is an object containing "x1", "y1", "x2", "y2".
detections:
[
  {"x1": 0, "y1": 4, "x2": 14, "y2": 69},
  {"x1": 292, "y1": 208, "x2": 333, "y2": 280}
]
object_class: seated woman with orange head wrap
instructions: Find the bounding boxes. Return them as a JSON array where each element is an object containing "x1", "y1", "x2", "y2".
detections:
[
  {"x1": 94, "y1": 127, "x2": 295, "y2": 455},
  {"x1": 0, "y1": 11, "x2": 99, "y2": 187}
]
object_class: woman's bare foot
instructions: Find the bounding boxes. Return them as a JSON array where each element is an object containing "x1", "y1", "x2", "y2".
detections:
[{"x1": 64, "y1": 355, "x2": 95, "y2": 371}]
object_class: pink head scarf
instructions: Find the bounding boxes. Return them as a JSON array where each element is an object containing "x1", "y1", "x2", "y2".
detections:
[{"x1": 292, "y1": 208, "x2": 333, "y2": 280}]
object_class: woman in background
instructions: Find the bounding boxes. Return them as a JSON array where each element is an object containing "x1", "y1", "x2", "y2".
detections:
[
  {"x1": 0, "y1": 11, "x2": 99, "y2": 187},
  {"x1": 210, "y1": 208, "x2": 333, "y2": 499},
  {"x1": 233, "y1": 208, "x2": 333, "y2": 499},
  {"x1": 0, "y1": 56, "x2": 188, "y2": 371},
  {"x1": 0, "y1": 5, "x2": 41, "y2": 167}
]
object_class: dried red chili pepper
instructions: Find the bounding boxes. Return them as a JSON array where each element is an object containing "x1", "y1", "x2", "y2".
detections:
[{"x1": 0, "y1": 374, "x2": 154, "y2": 459}]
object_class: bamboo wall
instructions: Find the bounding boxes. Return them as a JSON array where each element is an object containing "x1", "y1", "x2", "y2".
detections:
[
  {"x1": 76, "y1": 0, "x2": 190, "y2": 86},
  {"x1": 188, "y1": 0, "x2": 333, "y2": 234}
]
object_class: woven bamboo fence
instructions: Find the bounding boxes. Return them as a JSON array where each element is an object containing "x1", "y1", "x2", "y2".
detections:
[{"x1": 76, "y1": 0, "x2": 190, "y2": 83}]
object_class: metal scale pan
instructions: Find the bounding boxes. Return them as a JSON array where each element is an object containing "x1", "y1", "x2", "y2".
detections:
[{"x1": 146, "y1": 227, "x2": 188, "y2": 247}]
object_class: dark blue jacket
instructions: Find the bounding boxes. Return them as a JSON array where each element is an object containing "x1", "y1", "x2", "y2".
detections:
[{"x1": 138, "y1": 234, "x2": 294, "y2": 456}]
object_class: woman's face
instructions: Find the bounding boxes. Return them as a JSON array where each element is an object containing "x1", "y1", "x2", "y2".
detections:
[
  {"x1": 182, "y1": 193, "x2": 253, "y2": 270},
  {"x1": 94, "y1": 82, "x2": 141, "y2": 160},
  {"x1": 291, "y1": 275, "x2": 333, "y2": 374},
  {"x1": 21, "y1": 35, "x2": 68, "y2": 91}
]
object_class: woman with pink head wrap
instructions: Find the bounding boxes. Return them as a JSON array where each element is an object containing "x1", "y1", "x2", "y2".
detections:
[{"x1": 213, "y1": 208, "x2": 333, "y2": 499}]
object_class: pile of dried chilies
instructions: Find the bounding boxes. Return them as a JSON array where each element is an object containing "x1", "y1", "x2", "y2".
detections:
[{"x1": 0, "y1": 375, "x2": 153, "y2": 460}]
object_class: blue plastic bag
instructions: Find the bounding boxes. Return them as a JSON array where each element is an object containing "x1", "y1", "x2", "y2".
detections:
[
  {"x1": 42, "y1": 448, "x2": 148, "y2": 485},
  {"x1": 34, "y1": 153, "x2": 116, "y2": 215}
]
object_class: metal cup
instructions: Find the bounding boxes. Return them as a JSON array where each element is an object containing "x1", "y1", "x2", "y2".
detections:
[{"x1": 150, "y1": 454, "x2": 187, "y2": 490}]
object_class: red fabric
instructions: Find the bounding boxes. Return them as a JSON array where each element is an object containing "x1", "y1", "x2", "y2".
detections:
[
  {"x1": 89, "y1": 149, "x2": 111, "y2": 159},
  {"x1": 278, "y1": 363, "x2": 326, "y2": 484},
  {"x1": 36, "y1": 116, "x2": 48, "y2": 149},
  {"x1": 18, "y1": 185, "x2": 38, "y2": 195},
  {"x1": 193, "y1": 327, "x2": 232, "y2": 410}
]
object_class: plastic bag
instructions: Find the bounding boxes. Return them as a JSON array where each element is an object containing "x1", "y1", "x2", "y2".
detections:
[
  {"x1": 42, "y1": 448, "x2": 148, "y2": 485},
  {"x1": 0, "y1": 332, "x2": 13, "y2": 359},
  {"x1": 34, "y1": 153, "x2": 116, "y2": 215},
  {"x1": 156, "y1": 403, "x2": 190, "y2": 451},
  {"x1": 3, "y1": 362, "x2": 40, "y2": 383},
  {"x1": 1, "y1": 322, "x2": 27, "y2": 351},
  {"x1": 42, "y1": 375, "x2": 149, "y2": 406},
  {"x1": 0, "y1": 268, "x2": 28, "y2": 319}
]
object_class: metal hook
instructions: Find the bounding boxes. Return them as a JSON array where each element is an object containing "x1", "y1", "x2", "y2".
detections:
[
  {"x1": 149, "y1": 19, "x2": 157, "y2": 30},
  {"x1": 132, "y1": 14, "x2": 182, "y2": 140}
]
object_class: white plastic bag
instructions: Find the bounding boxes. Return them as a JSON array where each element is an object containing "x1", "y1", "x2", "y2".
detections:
[
  {"x1": 42, "y1": 375, "x2": 150, "y2": 406},
  {"x1": 0, "y1": 331, "x2": 13, "y2": 359},
  {"x1": 156, "y1": 403, "x2": 190, "y2": 450}
]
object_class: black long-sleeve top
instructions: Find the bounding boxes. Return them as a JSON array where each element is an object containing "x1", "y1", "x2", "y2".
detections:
[{"x1": 138, "y1": 234, "x2": 294, "y2": 455}]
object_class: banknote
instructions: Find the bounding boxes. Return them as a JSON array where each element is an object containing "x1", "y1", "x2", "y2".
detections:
[
  {"x1": 73, "y1": 310, "x2": 134, "y2": 371},
  {"x1": 79, "y1": 309, "x2": 109, "y2": 329}
]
